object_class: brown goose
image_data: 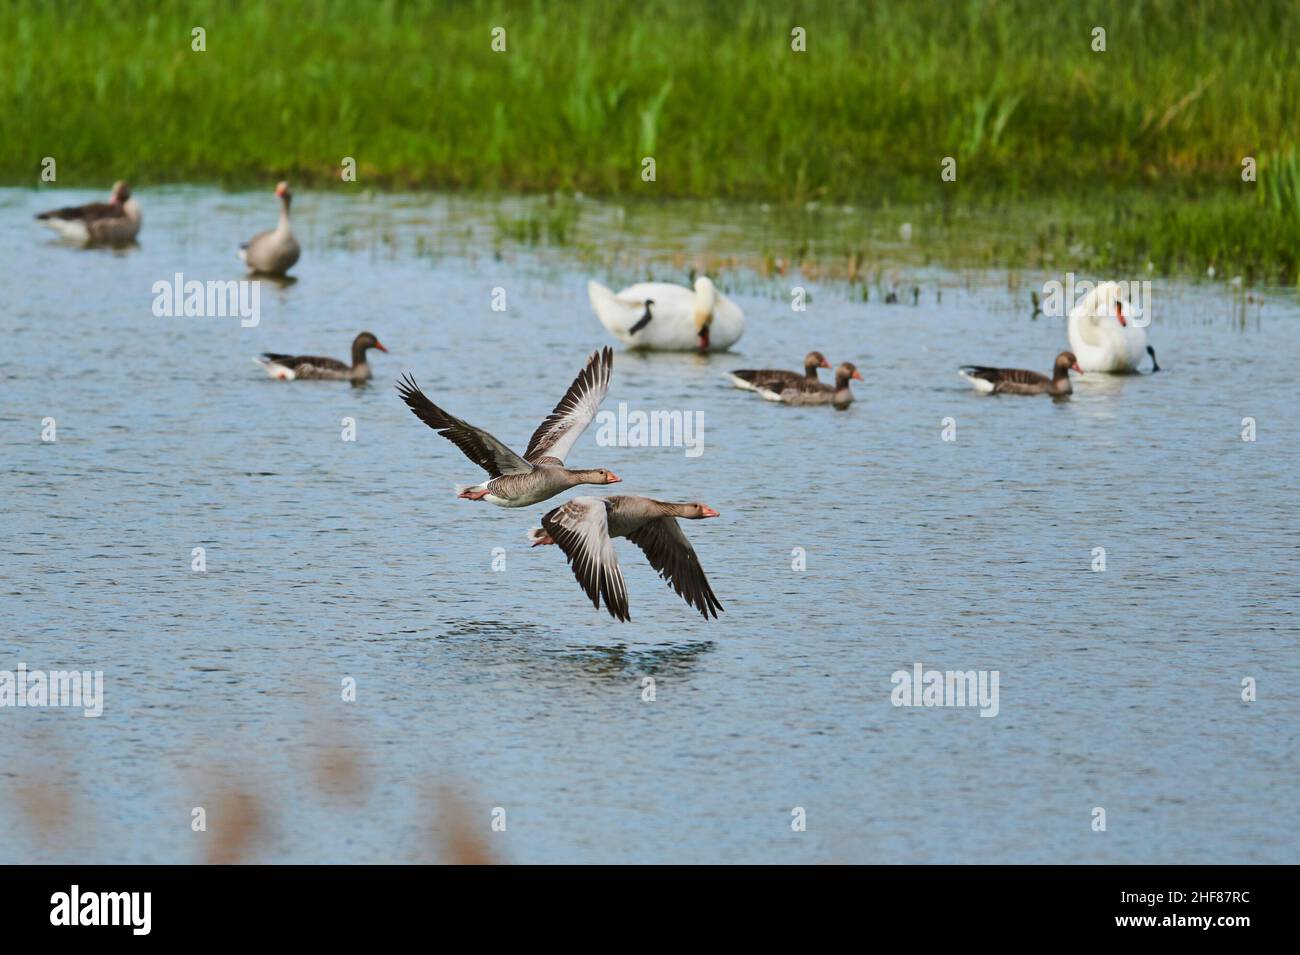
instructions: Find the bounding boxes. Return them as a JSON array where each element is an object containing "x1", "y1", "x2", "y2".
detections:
[
  {"x1": 959, "y1": 351, "x2": 1081, "y2": 396},
  {"x1": 35, "y1": 180, "x2": 141, "y2": 244},
  {"x1": 255, "y1": 331, "x2": 388, "y2": 381},
  {"x1": 396, "y1": 347, "x2": 621, "y2": 508},
  {"x1": 528, "y1": 495, "x2": 723, "y2": 621},
  {"x1": 240, "y1": 181, "x2": 300, "y2": 275},
  {"x1": 757, "y1": 361, "x2": 862, "y2": 409},
  {"x1": 728, "y1": 351, "x2": 831, "y2": 391}
]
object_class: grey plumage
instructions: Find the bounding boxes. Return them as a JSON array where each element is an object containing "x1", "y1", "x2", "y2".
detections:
[
  {"x1": 396, "y1": 347, "x2": 621, "y2": 507},
  {"x1": 530, "y1": 495, "x2": 723, "y2": 621}
]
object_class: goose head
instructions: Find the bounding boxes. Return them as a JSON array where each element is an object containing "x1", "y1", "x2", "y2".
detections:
[
  {"x1": 1055, "y1": 351, "x2": 1083, "y2": 375},
  {"x1": 356, "y1": 331, "x2": 387, "y2": 352},
  {"x1": 275, "y1": 180, "x2": 292, "y2": 211},
  {"x1": 836, "y1": 362, "x2": 864, "y2": 385},
  {"x1": 804, "y1": 351, "x2": 832, "y2": 374},
  {"x1": 693, "y1": 276, "x2": 717, "y2": 350},
  {"x1": 109, "y1": 181, "x2": 131, "y2": 206},
  {"x1": 666, "y1": 502, "x2": 720, "y2": 519},
  {"x1": 352, "y1": 331, "x2": 388, "y2": 359}
]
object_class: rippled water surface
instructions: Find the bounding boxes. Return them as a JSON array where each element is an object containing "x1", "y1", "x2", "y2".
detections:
[{"x1": 1, "y1": 186, "x2": 1297, "y2": 864}]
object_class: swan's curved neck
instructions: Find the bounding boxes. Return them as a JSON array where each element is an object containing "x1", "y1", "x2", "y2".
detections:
[{"x1": 693, "y1": 282, "x2": 716, "y2": 331}]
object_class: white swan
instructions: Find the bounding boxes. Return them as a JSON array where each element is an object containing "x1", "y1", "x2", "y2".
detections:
[
  {"x1": 1067, "y1": 281, "x2": 1159, "y2": 373},
  {"x1": 587, "y1": 276, "x2": 744, "y2": 352}
]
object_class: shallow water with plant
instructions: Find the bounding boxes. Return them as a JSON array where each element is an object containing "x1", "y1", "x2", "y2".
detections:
[{"x1": 0, "y1": 187, "x2": 1297, "y2": 863}]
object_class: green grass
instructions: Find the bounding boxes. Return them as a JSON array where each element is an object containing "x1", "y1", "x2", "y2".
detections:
[{"x1": 3, "y1": 0, "x2": 1298, "y2": 279}]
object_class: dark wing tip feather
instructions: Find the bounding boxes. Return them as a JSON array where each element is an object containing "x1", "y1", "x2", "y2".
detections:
[
  {"x1": 523, "y1": 346, "x2": 615, "y2": 462},
  {"x1": 627, "y1": 518, "x2": 723, "y2": 621},
  {"x1": 396, "y1": 377, "x2": 525, "y2": 479},
  {"x1": 543, "y1": 503, "x2": 630, "y2": 622},
  {"x1": 395, "y1": 372, "x2": 421, "y2": 400},
  {"x1": 543, "y1": 515, "x2": 601, "y2": 610},
  {"x1": 395, "y1": 374, "x2": 445, "y2": 422}
]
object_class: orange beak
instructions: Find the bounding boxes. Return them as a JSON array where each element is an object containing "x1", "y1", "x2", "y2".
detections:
[
  {"x1": 700, "y1": 506, "x2": 720, "y2": 518},
  {"x1": 605, "y1": 472, "x2": 622, "y2": 484},
  {"x1": 1071, "y1": 362, "x2": 1083, "y2": 373},
  {"x1": 820, "y1": 358, "x2": 832, "y2": 369},
  {"x1": 374, "y1": 341, "x2": 388, "y2": 353},
  {"x1": 851, "y1": 370, "x2": 864, "y2": 381}
]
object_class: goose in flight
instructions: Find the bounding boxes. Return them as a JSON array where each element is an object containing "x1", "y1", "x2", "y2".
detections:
[
  {"x1": 528, "y1": 495, "x2": 723, "y2": 621},
  {"x1": 396, "y1": 347, "x2": 621, "y2": 507}
]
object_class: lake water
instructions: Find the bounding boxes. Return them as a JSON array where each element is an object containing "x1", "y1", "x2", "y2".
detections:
[{"x1": 1, "y1": 186, "x2": 1296, "y2": 864}]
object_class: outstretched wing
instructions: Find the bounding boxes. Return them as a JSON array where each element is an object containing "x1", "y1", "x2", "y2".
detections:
[
  {"x1": 625, "y1": 517, "x2": 723, "y2": 619},
  {"x1": 524, "y1": 347, "x2": 613, "y2": 464},
  {"x1": 396, "y1": 375, "x2": 531, "y2": 478},
  {"x1": 541, "y1": 497, "x2": 630, "y2": 621}
]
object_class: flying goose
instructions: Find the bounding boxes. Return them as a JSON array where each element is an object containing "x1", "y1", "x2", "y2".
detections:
[
  {"x1": 528, "y1": 495, "x2": 723, "y2": 621},
  {"x1": 587, "y1": 276, "x2": 744, "y2": 351},
  {"x1": 240, "y1": 181, "x2": 300, "y2": 276},
  {"x1": 728, "y1": 351, "x2": 832, "y2": 391},
  {"x1": 758, "y1": 361, "x2": 862, "y2": 409},
  {"x1": 958, "y1": 351, "x2": 1081, "y2": 395},
  {"x1": 35, "y1": 180, "x2": 141, "y2": 244},
  {"x1": 254, "y1": 331, "x2": 388, "y2": 381},
  {"x1": 396, "y1": 347, "x2": 621, "y2": 508}
]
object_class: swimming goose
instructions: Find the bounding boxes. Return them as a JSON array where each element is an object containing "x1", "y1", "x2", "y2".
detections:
[
  {"x1": 396, "y1": 347, "x2": 621, "y2": 508},
  {"x1": 729, "y1": 351, "x2": 831, "y2": 391},
  {"x1": 528, "y1": 495, "x2": 723, "y2": 621},
  {"x1": 959, "y1": 351, "x2": 1081, "y2": 395},
  {"x1": 587, "y1": 276, "x2": 744, "y2": 351},
  {"x1": 240, "y1": 181, "x2": 300, "y2": 276},
  {"x1": 255, "y1": 331, "x2": 388, "y2": 381},
  {"x1": 35, "y1": 180, "x2": 141, "y2": 244},
  {"x1": 1068, "y1": 281, "x2": 1159, "y2": 373},
  {"x1": 758, "y1": 362, "x2": 862, "y2": 409}
]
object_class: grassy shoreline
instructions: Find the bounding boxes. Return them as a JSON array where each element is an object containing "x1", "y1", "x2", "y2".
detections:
[{"x1": 4, "y1": 0, "x2": 1298, "y2": 279}]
